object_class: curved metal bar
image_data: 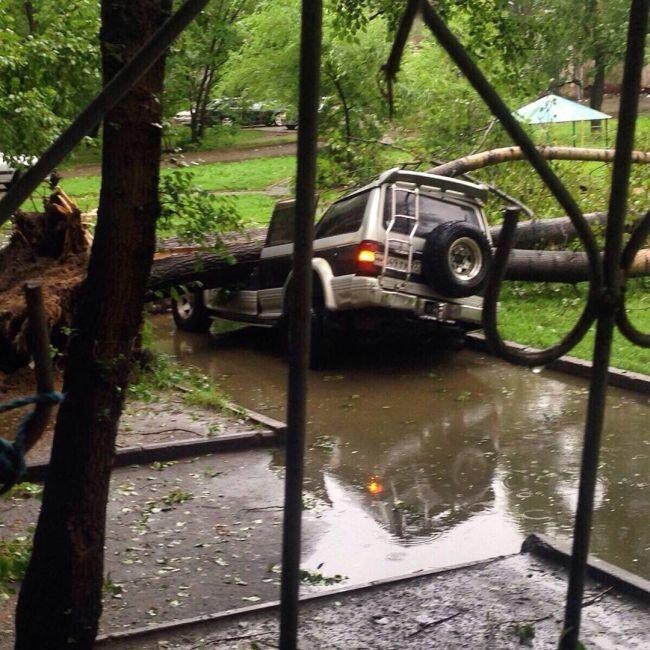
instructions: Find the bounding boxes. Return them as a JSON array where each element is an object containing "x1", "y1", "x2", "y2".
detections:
[
  {"x1": 617, "y1": 210, "x2": 650, "y2": 347},
  {"x1": 483, "y1": 208, "x2": 598, "y2": 367},
  {"x1": 621, "y1": 209, "x2": 650, "y2": 271}
]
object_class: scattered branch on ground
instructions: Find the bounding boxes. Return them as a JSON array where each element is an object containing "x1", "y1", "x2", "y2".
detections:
[
  {"x1": 581, "y1": 586, "x2": 614, "y2": 607},
  {"x1": 408, "y1": 610, "x2": 464, "y2": 637}
]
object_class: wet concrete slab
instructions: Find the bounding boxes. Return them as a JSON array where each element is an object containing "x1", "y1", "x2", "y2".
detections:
[
  {"x1": 98, "y1": 551, "x2": 649, "y2": 649},
  {"x1": 0, "y1": 449, "x2": 324, "y2": 647}
]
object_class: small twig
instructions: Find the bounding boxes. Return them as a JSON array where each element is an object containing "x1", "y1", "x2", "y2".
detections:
[
  {"x1": 131, "y1": 428, "x2": 205, "y2": 437},
  {"x1": 582, "y1": 586, "x2": 613, "y2": 608},
  {"x1": 244, "y1": 505, "x2": 284, "y2": 511},
  {"x1": 190, "y1": 631, "x2": 271, "y2": 648},
  {"x1": 468, "y1": 118, "x2": 497, "y2": 156},
  {"x1": 498, "y1": 613, "x2": 555, "y2": 630},
  {"x1": 408, "y1": 610, "x2": 464, "y2": 638}
]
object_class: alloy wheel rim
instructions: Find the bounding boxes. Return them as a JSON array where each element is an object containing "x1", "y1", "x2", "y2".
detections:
[{"x1": 448, "y1": 237, "x2": 483, "y2": 281}]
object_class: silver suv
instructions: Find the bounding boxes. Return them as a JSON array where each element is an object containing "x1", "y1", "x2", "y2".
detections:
[{"x1": 172, "y1": 169, "x2": 493, "y2": 366}]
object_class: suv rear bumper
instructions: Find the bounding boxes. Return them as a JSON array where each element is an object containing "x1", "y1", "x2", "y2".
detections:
[{"x1": 329, "y1": 275, "x2": 483, "y2": 324}]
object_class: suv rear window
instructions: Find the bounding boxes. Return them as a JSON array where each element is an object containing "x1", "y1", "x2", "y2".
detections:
[
  {"x1": 383, "y1": 188, "x2": 478, "y2": 236},
  {"x1": 316, "y1": 191, "x2": 368, "y2": 238}
]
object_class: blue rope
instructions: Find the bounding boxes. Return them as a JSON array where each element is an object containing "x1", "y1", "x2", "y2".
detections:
[{"x1": 0, "y1": 391, "x2": 64, "y2": 494}]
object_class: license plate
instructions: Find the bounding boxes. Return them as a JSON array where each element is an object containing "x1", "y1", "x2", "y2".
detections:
[{"x1": 386, "y1": 256, "x2": 422, "y2": 274}]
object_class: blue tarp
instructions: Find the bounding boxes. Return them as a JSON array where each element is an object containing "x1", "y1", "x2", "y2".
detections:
[{"x1": 514, "y1": 94, "x2": 611, "y2": 124}]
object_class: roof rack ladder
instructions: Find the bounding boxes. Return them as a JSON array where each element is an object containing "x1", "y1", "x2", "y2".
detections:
[{"x1": 380, "y1": 183, "x2": 420, "y2": 288}]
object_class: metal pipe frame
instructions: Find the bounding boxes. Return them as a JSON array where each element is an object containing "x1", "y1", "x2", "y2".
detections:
[
  {"x1": 418, "y1": 0, "x2": 603, "y2": 368},
  {"x1": 385, "y1": 1, "x2": 647, "y2": 647},
  {"x1": 278, "y1": 2, "x2": 323, "y2": 649},
  {"x1": 560, "y1": 2, "x2": 648, "y2": 646}
]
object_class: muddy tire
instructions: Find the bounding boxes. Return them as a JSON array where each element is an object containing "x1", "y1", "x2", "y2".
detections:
[
  {"x1": 171, "y1": 291, "x2": 212, "y2": 333},
  {"x1": 309, "y1": 291, "x2": 336, "y2": 370},
  {"x1": 422, "y1": 222, "x2": 492, "y2": 298}
]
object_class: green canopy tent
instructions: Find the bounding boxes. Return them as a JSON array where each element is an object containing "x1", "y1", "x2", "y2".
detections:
[{"x1": 514, "y1": 94, "x2": 612, "y2": 146}]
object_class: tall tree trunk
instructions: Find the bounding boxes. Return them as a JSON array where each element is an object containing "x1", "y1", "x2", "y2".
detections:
[
  {"x1": 14, "y1": 1, "x2": 171, "y2": 647},
  {"x1": 590, "y1": 47, "x2": 606, "y2": 132},
  {"x1": 23, "y1": 1, "x2": 37, "y2": 34}
]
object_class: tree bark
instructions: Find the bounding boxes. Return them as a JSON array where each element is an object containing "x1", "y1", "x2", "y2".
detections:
[
  {"x1": 490, "y1": 212, "x2": 608, "y2": 249},
  {"x1": 426, "y1": 146, "x2": 649, "y2": 177},
  {"x1": 150, "y1": 225, "x2": 649, "y2": 292},
  {"x1": 148, "y1": 227, "x2": 267, "y2": 299},
  {"x1": 23, "y1": 1, "x2": 37, "y2": 34},
  {"x1": 14, "y1": 1, "x2": 171, "y2": 647},
  {"x1": 506, "y1": 248, "x2": 650, "y2": 283}
]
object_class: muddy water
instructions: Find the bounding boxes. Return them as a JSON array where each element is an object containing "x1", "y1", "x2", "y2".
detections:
[{"x1": 151, "y1": 315, "x2": 649, "y2": 582}]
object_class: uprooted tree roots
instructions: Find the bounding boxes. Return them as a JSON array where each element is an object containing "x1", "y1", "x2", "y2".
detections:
[{"x1": 0, "y1": 188, "x2": 91, "y2": 372}]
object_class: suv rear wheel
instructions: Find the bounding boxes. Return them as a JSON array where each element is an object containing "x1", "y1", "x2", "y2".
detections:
[
  {"x1": 172, "y1": 291, "x2": 212, "y2": 333},
  {"x1": 422, "y1": 222, "x2": 492, "y2": 298},
  {"x1": 283, "y1": 280, "x2": 335, "y2": 370}
]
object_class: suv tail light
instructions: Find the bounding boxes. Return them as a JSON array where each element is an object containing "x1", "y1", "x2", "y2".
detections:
[{"x1": 356, "y1": 240, "x2": 380, "y2": 276}]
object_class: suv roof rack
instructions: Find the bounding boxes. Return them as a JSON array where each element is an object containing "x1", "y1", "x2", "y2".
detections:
[
  {"x1": 337, "y1": 168, "x2": 488, "y2": 205},
  {"x1": 377, "y1": 168, "x2": 488, "y2": 201}
]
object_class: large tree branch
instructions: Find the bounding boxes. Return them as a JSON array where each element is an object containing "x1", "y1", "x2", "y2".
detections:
[{"x1": 427, "y1": 146, "x2": 650, "y2": 177}]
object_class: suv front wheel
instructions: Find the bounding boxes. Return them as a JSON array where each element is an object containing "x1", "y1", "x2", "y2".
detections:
[{"x1": 422, "y1": 222, "x2": 492, "y2": 298}]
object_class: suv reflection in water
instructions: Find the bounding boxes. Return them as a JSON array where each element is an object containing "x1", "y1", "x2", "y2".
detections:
[{"x1": 270, "y1": 364, "x2": 501, "y2": 543}]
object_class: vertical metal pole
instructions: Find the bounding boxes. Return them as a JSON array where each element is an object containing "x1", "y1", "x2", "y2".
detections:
[
  {"x1": 559, "y1": 2, "x2": 648, "y2": 647},
  {"x1": 23, "y1": 281, "x2": 57, "y2": 453},
  {"x1": 279, "y1": 2, "x2": 322, "y2": 649}
]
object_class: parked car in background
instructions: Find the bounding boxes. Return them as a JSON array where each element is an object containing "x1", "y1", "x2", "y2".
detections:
[
  {"x1": 0, "y1": 153, "x2": 36, "y2": 195},
  {"x1": 172, "y1": 168, "x2": 493, "y2": 368},
  {"x1": 173, "y1": 98, "x2": 287, "y2": 127}
]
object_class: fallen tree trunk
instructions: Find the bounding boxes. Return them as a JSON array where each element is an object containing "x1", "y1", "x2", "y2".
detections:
[
  {"x1": 147, "y1": 227, "x2": 267, "y2": 299},
  {"x1": 507, "y1": 248, "x2": 650, "y2": 283},
  {"x1": 490, "y1": 212, "x2": 607, "y2": 249},
  {"x1": 427, "y1": 146, "x2": 650, "y2": 177},
  {"x1": 150, "y1": 227, "x2": 649, "y2": 293}
]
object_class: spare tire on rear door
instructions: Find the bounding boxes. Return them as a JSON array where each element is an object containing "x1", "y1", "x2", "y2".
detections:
[{"x1": 421, "y1": 221, "x2": 492, "y2": 298}]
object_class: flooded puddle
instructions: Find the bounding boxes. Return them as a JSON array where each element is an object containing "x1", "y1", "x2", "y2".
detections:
[{"x1": 152, "y1": 315, "x2": 649, "y2": 582}]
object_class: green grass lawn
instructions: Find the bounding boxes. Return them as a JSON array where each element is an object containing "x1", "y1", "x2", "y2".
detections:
[
  {"x1": 173, "y1": 125, "x2": 295, "y2": 153},
  {"x1": 156, "y1": 192, "x2": 277, "y2": 237},
  {"x1": 498, "y1": 281, "x2": 650, "y2": 375},
  {"x1": 521, "y1": 115, "x2": 650, "y2": 149},
  {"x1": 60, "y1": 155, "x2": 295, "y2": 212}
]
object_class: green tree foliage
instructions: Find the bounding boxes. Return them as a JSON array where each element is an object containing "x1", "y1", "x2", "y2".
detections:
[
  {"x1": 220, "y1": 0, "x2": 395, "y2": 185},
  {"x1": 534, "y1": 0, "x2": 631, "y2": 110},
  {"x1": 0, "y1": 0, "x2": 100, "y2": 159},
  {"x1": 166, "y1": 0, "x2": 255, "y2": 143},
  {"x1": 159, "y1": 168, "x2": 242, "y2": 246}
]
